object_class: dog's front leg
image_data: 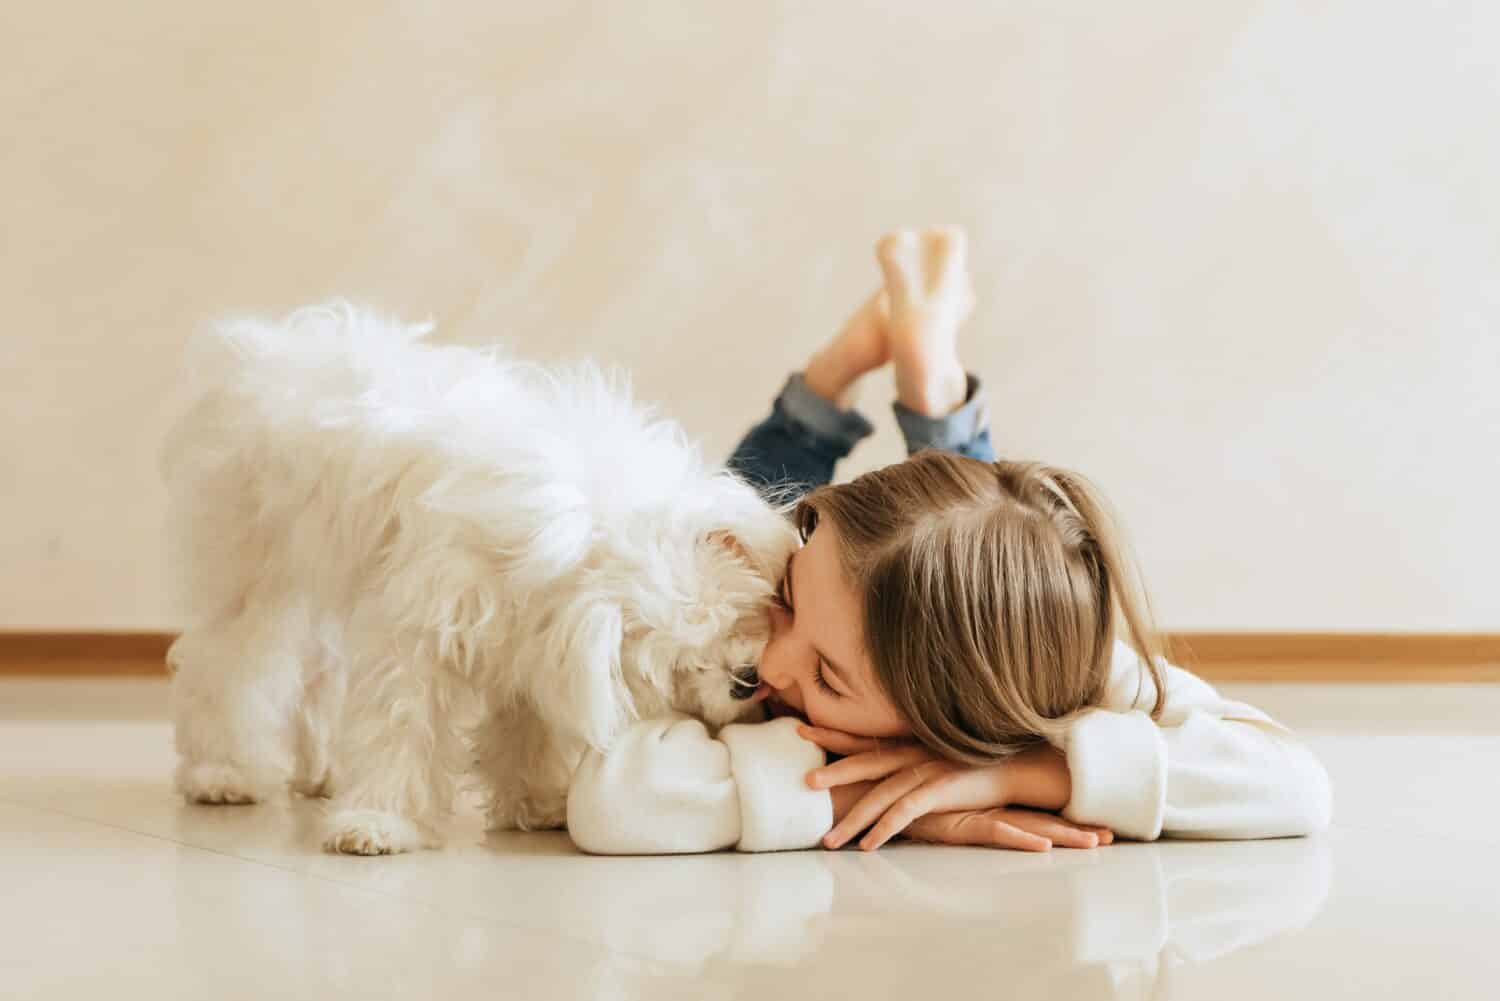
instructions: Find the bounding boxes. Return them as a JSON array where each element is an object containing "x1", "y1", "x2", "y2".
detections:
[
  {"x1": 474, "y1": 706, "x2": 582, "y2": 832},
  {"x1": 321, "y1": 640, "x2": 465, "y2": 855}
]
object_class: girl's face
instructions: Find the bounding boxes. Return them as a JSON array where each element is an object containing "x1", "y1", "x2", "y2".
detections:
[{"x1": 756, "y1": 522, "x2": 912, "y2": 738}]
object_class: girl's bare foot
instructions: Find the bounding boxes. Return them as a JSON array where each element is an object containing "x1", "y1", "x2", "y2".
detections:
[{"x1": 875, "y1": 227, "x2": 974, "y2": 416}]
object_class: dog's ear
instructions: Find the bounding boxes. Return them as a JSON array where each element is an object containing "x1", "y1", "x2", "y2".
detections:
[
  {"x1": 705, "y1": 528, "x2": 781, "y2": 582},
  {"x1": 537, "y1": 596, "x2": 633, "y2": 751},
  {"x1": 706, "y1": 529, "x2": 752, "y2": 565}
]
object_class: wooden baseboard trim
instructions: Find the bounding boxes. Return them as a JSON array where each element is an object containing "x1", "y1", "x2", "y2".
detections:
[
  {"x1": 2, "y1": 631, "x2": 1498, "y2": 682},
  {"x1": 0, "y1": 632, "x2": 175, "y2": 677},
  {"x1": 1164, "y1": 633, "x2": 1500, "y2": 682}
]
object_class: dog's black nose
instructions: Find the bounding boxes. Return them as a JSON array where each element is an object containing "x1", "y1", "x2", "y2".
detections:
[{"x1": 730, "y1": 664, "x2": 759, "y2": 699}]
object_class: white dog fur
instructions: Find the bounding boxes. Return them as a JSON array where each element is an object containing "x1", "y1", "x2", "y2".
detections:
[{"x1": 162, "y1": 302, "x2": 795, "y2": 854}]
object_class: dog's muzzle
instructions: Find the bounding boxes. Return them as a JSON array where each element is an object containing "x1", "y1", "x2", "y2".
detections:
[{"x1": 730, "y1": 664, "x2": 760, "y2": 699}]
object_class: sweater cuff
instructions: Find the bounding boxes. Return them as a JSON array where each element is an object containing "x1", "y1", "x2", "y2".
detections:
[
  {"x1": 566, "y1": 716, "x2": 742, "y2": 855},
  {"x1": 1061, "y1": 709, "x2": 1168, "y2": 841},
  {"x1": 719, "y1": 717, "x2": 833, "y2": 852}
]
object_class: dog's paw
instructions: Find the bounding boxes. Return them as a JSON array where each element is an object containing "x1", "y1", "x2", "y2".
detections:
[
  {"x1": 291, "y1": 773, "x2": 333, "y2": 799},
  {"x1": 484, "y1": 804, "x2": 519, "y2": 832},
  {"x1": 323, "y1": 809, "x2": 426, "y2": 856},
  {"x1": 178, "y1": 763, "x2": 262, "y2": 805},
  {"x1": 486, "y1": 791, "x2": 566, "y2": 833}
]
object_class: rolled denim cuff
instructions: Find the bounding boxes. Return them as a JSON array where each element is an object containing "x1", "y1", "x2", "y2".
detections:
[
  {"x1": 778, "y1": 373, "x2": 875, "y2": 453},
  {"x1": 892, "y1": 373, "x2": 991, "y2": 456}
]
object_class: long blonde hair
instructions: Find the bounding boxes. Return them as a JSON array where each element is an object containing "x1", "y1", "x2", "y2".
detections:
[{"x1": 795, "y1": 450, "x2": 1169, "y2": 764}]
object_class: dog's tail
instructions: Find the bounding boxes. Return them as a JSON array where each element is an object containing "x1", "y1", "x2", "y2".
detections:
[
  {"x1": 179, "y1": 300, "x2": 434, "y2": 425},
  {"x1": 160, "y1": 301, "x2": 600, "y2": 622},
  {"x1": 162, "y1": 300, "x2": 444, "y2": 471},
  {"x1": 159, "y1": 302, "x2": 441, "y2": 615}
]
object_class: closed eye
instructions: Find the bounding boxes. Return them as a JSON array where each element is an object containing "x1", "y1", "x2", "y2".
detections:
[
  {"x1": 777, "y1": 558, "x2": 843, "y2": 700},
  {"x1": 813, "y1": 661, "x2": 840, "y2": 697},
  {"x1": 772, "y1": 566, "x2": 792, "y2": 613}
]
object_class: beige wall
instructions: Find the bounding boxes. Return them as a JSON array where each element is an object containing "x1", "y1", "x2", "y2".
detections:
[{"x1": 4, "y1": 2, "x2": 1497, "y2": 632}]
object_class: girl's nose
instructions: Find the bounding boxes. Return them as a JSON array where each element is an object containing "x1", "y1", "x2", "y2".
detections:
[{"x1": 756, "y1": 654, "x2": 791, "y2": 692}]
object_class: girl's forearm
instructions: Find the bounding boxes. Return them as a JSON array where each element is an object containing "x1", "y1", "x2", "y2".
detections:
[{"x1": 1005, "y1": 745, "x2": 1073, "y2": 812}]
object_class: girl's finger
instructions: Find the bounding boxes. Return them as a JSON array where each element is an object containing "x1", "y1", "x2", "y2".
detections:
[
  {"x1": 859, "y1": 779, "x2": 953, "y2": 851},
  {"x1": 978, "y1": 819, "x2": 1053, "y2": 853},
  {"x1": 807, "y1": 745, "x2": 933, "y2": 790},
  {"x1": 858, "y1": 774, "x2": 960, "y2": 852},
  {"x1": 796, "y1": 725, "x2": 889, "y2": 756},
  {"x1": 1002, "y1": 812, "x2": 1109, "y2": 849},
  {"x1": 824, "y1": 766, "x2": 933, "y2": 849},
  {"x1": 909, "y1": 813, "x2": 1052, "y2": 852},
  {"x1": 1038, "y1": 821, "x2": 1099, "y2": 850},
  {"x1": 1057, "y1": 820, "x2": 1112, "y2": 848}
]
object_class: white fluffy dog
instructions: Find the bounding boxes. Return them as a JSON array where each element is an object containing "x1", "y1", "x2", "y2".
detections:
[{"x1": 162, "y1": 303, "x2": 795, "y2": 854}]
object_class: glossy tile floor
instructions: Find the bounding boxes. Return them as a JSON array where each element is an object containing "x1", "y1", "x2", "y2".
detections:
[{"x1": 3, "y1": 679, "x2": 1498, "y2": 1000}]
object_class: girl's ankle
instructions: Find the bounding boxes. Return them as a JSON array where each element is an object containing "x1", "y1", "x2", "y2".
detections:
[{"x1": 894, "y1": 359, "x2": 968, "y2": 416}]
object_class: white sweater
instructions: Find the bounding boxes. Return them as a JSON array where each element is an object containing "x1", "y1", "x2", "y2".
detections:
[{"x1": 566, "y1": 640, "x2": 1333, "y2": 854}]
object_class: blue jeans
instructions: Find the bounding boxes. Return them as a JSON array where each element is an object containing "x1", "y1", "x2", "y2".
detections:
[{"x1": 727, "y1": 372, "x2": 995, "y2": 502}]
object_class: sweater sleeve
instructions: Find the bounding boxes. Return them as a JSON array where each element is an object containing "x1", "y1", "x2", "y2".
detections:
[
  {"x1": 719, "y1": 717, "x2": 834, "y2": 852},
  {"x1": 566, "y1": 714, "x2": 832, "y2": 855},
  {"x1": 1059, "y1": 642, "x2": 1333, "y2": 841}
]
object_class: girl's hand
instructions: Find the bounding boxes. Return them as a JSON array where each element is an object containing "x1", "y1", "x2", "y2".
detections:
[
  {"x1": 904, "y1": 808, "x2": 1114, "y2": 852},
  {"x1": 800, "y1": 724, "x2": 1093, "y2": 851}
]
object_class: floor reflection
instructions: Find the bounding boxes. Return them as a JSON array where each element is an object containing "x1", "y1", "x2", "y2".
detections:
[{"x1": 513, "y1": 833, "x2": 1330, "y2": 998}]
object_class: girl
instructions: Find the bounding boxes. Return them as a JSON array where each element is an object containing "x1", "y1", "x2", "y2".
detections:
[{"x1": 566, "y1": 228, "x2": 1331, "y2": 855}]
